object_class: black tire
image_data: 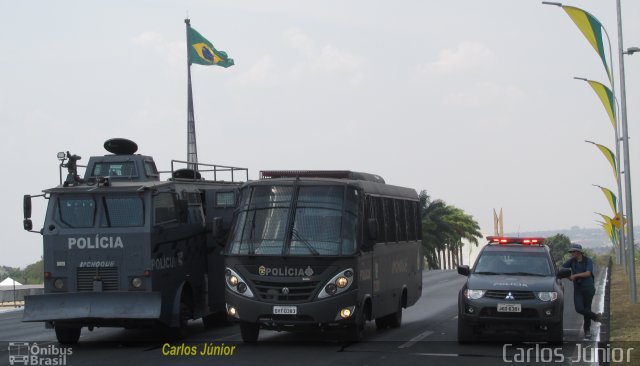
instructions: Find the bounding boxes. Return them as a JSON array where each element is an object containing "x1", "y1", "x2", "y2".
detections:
[
  {"x1": 387, "y1": 303, "x2": 402, "y2": 329},
  {"x1": 547, "y1": 322, "x2": 564, "y2": 345},
  {"x1": 457, "y1": 318, "x2": 473, "y2": 344},
  {"x1": 172, "y1": 299, "x2": 192, "y2": 339},
  {"x1": 344, "y1": 306, "x2": 366, "y2": 342},
  {"x1": 55, "y1": 325, "x2": 81, "y2": 345},
  {"x1": 202, "y1": 312, "x2": 230, "y2": 329},
  {"x1": 375, "y1": 301, "x2": 402, "y2": 330},
  {"x1": 375, "y1": 316, "x2": 388, "y2": 330},
  {"x1": 240, "y1": 321, "x2": 259, "y2": 343}
]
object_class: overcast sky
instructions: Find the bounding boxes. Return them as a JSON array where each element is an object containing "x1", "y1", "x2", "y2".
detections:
[{"x1": 1, "y1": 0, "x2": 638, "y2": 267}]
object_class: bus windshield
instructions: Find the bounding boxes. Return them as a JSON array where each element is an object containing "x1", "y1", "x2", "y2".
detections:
[{"x1": 227, "y1": 184, "x2": 358, "y2": 256}]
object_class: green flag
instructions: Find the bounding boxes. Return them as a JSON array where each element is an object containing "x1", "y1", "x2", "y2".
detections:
[{"x1": 187, "y1": 26, "x2": 234, "y2": 68}]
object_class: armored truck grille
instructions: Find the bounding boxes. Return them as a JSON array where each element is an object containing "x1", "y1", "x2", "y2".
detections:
[
  {"x1": 251, "y1": 280, "x2": 320, "y2": 303},
  {"x1": 484, "y1": 290, "x2": 536, "y2": 300},
  {"x1": 77, "y1": 267, "x2": 119, "y2": 291}
]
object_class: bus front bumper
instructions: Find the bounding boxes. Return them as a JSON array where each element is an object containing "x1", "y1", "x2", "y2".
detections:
[
  {"x1": 23, "y1": 292, "x2": 162, "y2": 322},
  {"x1": 226, "y1": 289, "x2": 359, "y2": 328}
]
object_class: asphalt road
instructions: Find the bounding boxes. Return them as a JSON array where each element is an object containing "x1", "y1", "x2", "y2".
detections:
[{"x1": 0, "y1": 269, "x2": 609, "y2": 366}]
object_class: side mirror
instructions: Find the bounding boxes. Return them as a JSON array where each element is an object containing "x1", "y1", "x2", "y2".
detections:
[
  {"x1": 211, "y1": 217, "x2": 223, "y2": 239},
  {"x1": 556, "y1": 267, "x2": 571, "y2": 279},
  {"x1": 23, "y1": 195, "x2": 32, "y2": 219},
  {"x1": 367, "y1": 218, "x2": 378, "y2": 241},
  {"x1": 458, "y1": 265, "x2": 470, "y2": 276},
  {"x1": 23, "y1": 219, "x2": 33, "y2": 231}
]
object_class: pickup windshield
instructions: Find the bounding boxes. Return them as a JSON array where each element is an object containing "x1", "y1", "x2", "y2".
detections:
[
  {"x1": 227, "y1": 184, "x2": 358, "y2": 256},
  {"x1": 473, "y1": 251, "x2": 553, "y2": 276}
]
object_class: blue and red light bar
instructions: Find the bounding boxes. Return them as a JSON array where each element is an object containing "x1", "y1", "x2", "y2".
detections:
[{"x1": 486, "y1": 236, "x2": 545, "y2": 245}]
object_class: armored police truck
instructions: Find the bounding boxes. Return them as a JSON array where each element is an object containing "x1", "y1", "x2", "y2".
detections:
[
  {"x1": 22, "y1": 138, "x2": 246, "y2": 344},
  {"x1": 224, "y1": 171, "x2": 423, "y2": 342}
]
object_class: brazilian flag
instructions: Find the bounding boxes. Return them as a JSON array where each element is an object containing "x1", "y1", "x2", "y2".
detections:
[{"x1": 187, "y1": 27, "x2": 234, "y2": 68}]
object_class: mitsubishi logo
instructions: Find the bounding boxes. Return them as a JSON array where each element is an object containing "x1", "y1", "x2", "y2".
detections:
[
  {"x1": 505, "y1": 292, "x2": 515, "y2": 300},
  {"x1": 282, "y1": 287, "x2": 290, "y2": 295}
]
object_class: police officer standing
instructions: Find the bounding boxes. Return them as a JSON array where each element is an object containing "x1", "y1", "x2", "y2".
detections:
[{"x1": 562, "y1": 244, "x2": 603, "y2": 339}]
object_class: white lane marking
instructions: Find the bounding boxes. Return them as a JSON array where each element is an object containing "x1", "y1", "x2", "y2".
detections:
[
  {"x1": 414, "y1": 353, "x2": 459, "y2": 357},
  {"x1": 452, "y1": 315, "x2": 458, "y2": 320},
  {"x1": 398, "y1": 330, "x2": 433, "y2": 349},
  {"x1": 214, "y1": 333, "x2": 242, "y2": 341}
]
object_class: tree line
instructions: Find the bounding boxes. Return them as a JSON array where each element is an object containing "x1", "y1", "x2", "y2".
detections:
[
  {"x1": 0, "y1": 260, "x2": 43, "y2": 285},
  {"x1": 420, "y1": 190, "x2": 483, "y2": 269}
]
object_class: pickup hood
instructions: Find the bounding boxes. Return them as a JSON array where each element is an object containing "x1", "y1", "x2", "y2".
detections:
[{"x1": 467, "y1": 274, "x2": 556, "y2": 292}]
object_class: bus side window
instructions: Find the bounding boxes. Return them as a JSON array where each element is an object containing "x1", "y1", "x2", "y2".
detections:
[
  {"x1": 375, "y1": 197, "x2": 385, "y2": 243},
  {"x1": 385, "y1": 198, "x2": 397, "y2": 243},
  {"x1": 364, "y1": 195, "x2": 376, "y2": 247},
  {"x1": 406, "y1": 201, "x2": 416, "y2": 241},
  {"x1": 396, "y1": 200, "x2": 407, "y2": 242}
]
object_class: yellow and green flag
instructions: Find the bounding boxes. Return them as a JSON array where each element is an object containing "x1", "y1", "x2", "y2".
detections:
[
  {"x1": 595, "y1": 185, "x2": 617, "y2": 214},
  {"x1": 595, "y1": 213, "x2": 617, "y2": 244},
  {"x1": 562, "y1": 6, "x2": 611, "y2": 81},
  {"x1": 187, "y1": 27, "x2": 234, "y2": 68},
  {"x1": 585, "y1": 80, "x2": 616, "y2": 129},
  {"x1": 587, "y1": 141, "x2": 618, "y2": 181}
]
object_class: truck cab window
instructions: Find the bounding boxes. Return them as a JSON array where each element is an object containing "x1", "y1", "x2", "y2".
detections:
[
  {"x1": 58, "y1": 198, "x2": 96, "y2": 228},
  {"x1": 154, "y1": 192, "x2": 177, "y2": 225}
]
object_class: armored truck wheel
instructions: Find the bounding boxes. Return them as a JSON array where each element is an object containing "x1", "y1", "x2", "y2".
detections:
[
  {"x1": 202, "y1": 312, "x2": 230, "y2": 329},
  {"x1": 55, "y1": 325, "x2": 81, "y2": 344},
  {"x1": 239, "y1": 322, "x2": 259, "y2": 343}
]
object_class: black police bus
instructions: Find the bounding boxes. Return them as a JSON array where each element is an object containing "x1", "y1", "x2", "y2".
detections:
[
  {"x1": 223, "y1": 170, "x2": 423, "y2": 342},
  {"x1": 22, "y1": 139, "x2": 246, "y2": 344}
]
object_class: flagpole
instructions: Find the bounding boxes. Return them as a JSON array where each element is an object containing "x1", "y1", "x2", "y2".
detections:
[
  {"x1": 185, "y1": 18, "x2": 199, "y2": 171},
  {"x1": 616, "y1": 0, "x2": 637, "y2": 304}
]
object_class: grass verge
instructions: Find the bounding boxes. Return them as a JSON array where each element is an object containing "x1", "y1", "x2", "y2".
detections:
[{"x1": 610, "y1": 259, "x2": 640, "y2": 364}]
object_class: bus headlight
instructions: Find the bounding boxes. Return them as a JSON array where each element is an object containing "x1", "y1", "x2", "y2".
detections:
[
  {"x1": 335, "y1": 276, "x2": 348, "y2": 288},
  {"x1": 53, "y1": 278, "x2": 64, "y2": 289},
  {"x1": 335, "y1": 305, "x2": 356, "y2": 321},
  {"x1": 228, "y1": 275, "x2": 239, "y2": 287},
  {"x1": 318, "y1": 268, "x2": 354, "y2": 299},
  {"x1": 225, "y1": 267, "x2": 254, "y2": 298}
]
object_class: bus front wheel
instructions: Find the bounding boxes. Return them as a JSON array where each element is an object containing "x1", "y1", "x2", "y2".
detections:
[
  {"x1": 344, "y1": 307, "x2": 365, "y2": 342},
  {"x1": 240, "y1": 322, "x2": 259, "y2": 343}
]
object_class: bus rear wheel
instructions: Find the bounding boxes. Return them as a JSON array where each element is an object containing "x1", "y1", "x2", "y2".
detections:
[
  {"x1": 55, "y1": 325, "x2": 81, "y2": 344},
  {"x1": 240, "y1": 322, "x2": 259, "y2": 343},
  {"x1": 375, "y1": 300, "x2": 402, "y2": 329}
]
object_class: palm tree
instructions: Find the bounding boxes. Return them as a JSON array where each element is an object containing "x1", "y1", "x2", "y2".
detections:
[{"x1": 420, "y1": 190, "x2": 483, "y2": 269}]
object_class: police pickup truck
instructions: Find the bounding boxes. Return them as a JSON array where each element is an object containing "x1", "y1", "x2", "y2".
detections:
[{"x1": 457, "y1": 236, "x2": 571, "y2": 344}]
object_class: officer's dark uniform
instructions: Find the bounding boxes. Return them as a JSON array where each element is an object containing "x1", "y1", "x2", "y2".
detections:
[{"x1": 562, "y1": 244, "x2": 600, "y2": 337}]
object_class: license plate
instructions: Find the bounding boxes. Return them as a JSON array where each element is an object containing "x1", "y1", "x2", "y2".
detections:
[
  {"x1": 273, "y1": 306, "x2": 297, "y2": 315},
  {"x1": 497, "y1": 303, "x2": 521, "y2": 312}
]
